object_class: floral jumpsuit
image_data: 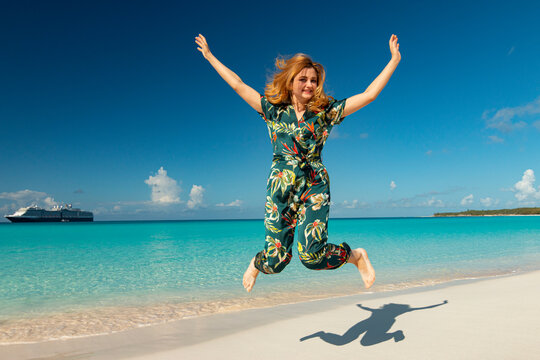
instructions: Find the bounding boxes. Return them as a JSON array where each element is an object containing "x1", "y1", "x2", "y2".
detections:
[{"x1": 254, "y1": 96, "x2": 352, "y2": 274}]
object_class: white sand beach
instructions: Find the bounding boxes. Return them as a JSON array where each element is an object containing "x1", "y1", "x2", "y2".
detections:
[{"x1": 4, "y1": 270, "x2": 540, "y2": 360}]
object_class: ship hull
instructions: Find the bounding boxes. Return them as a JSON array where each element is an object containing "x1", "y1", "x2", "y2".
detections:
[
  {"x1": 5, "y1": 206, "x2": 94, "y2": 223},
  {"x1": 5, "y1": 216, "x2": 93, "y2": 223}
]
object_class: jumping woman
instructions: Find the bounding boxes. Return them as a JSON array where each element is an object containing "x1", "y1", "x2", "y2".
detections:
[{"x1": 195, "y1": 34, "x2": 401, "y2": 292}]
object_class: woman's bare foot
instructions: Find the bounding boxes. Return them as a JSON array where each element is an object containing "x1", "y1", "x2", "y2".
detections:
[
  {"x1": 242, "y1": 257, "x2": 260, "y2": 292},
  {"x1": 348, "y1": 248, "x2": 375, "y2": 289}
]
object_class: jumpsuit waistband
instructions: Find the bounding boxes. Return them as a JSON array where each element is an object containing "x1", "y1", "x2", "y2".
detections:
[{"x1": 272, "y1": 154, "x2": 322, "y2": 172}]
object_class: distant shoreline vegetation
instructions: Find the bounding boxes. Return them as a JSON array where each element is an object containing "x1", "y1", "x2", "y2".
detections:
[{"x1": 434, "y1": 207, "x2": 540, "y2": 217}]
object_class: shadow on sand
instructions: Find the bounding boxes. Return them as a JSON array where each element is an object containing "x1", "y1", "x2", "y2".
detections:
[{"x1": 300, "y1": 300, "x2": 447, "y2": 346}]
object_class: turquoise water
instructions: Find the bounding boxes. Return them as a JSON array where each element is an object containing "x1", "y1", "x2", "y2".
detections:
[{"x1": 1, "y1": 217, "x2": 540, "y2": 343}]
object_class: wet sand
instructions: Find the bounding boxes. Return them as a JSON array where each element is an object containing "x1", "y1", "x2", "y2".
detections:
[{"x1": 3, "y1": 270, "x2": 540, "y2": 360}]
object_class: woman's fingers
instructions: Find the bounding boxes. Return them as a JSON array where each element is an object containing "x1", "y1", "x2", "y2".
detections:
[
  {"x1": 389, "y1": 34, "x2": 399, "y2": 50},
  {"x1": 196, "y1": 34, "x2": 208, "y2": 46},
  {"x1": 195, "y1": 39, "x2": 206, "y2": 50},
  {"x1": 195, "y1": 34, "x2": 209, "y2": 50},
  {"x1": 195, "y1": 34, "x2": 211, "y2": 59},
  {"x1": 388, "y1": 34, "x2": 400, "y2": 61},
  {"x1": 389, "y1": 34, "x2": 397, "y2": 49}
]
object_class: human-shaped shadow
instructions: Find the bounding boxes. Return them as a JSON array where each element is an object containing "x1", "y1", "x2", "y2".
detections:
[{"x1": 300, "y1": 300, "x2": 448, "y2": 346}]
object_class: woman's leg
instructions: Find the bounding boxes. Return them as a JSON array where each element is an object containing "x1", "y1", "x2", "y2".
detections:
[
  {"x1": 242, "y1": 257, "x2": 259, "y2": 293},
  {"x1": 296, "y1": 196, "x2": 351, "y2": 270},
  {"x1": 296, "y1": 175, "x2": 375, "y2": 288},
  {"x1": 348, "y1": 248, "x2": 376, "y2": 289},
  {"x1": 243, "y1": 169, "x2": 297, "y2": 292},
  {"x1": 243, "y1": 205, "x2": 296, "y2": 292}
]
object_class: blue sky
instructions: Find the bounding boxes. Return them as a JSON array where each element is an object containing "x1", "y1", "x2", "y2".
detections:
[{"x1": 1, "y1": 0, "x2": 539, "y2": 221}]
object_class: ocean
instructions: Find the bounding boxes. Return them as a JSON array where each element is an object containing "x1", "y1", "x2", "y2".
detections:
[{"x1": 1, "y1": 216, "x2": 540, "y2": 344}]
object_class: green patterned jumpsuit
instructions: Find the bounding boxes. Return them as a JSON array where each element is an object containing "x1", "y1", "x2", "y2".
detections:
[{"x1": 254, "y1": 96, "x2": 352, "y2": 274}]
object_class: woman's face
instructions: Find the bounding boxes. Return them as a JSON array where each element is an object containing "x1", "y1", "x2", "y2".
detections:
[{"x1": 290, "y1": 67, "x2": 318, "y2": 105}]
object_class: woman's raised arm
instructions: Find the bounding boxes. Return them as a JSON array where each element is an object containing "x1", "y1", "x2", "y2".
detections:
[
  {"x1": 195, "y1": 34, "x2": 262, "y2": 113},
  {"x1": 343, "y1": 34, "x2": 401, "y2": 117}
]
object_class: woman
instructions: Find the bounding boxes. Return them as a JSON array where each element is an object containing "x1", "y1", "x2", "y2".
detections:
[{"x1": 195, "y1": 34, "x2": 400, "y2": 292}]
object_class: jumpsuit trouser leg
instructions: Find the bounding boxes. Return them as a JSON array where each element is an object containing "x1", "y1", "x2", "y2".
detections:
[
  {"x1": 254, "y1": 160, "x2": 351, "y2": 274},
  {"x1": 296, "y1": 166, "x2": 351, "y2": 270}
]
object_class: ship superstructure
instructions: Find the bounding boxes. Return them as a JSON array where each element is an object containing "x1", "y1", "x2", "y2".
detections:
[{"x1": 4, "y1": 204, "x2": 93, "y2": 222}]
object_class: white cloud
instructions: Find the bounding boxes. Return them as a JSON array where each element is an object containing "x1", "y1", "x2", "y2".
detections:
[
  {"x1": 480, "y1": 197, "x2": 499, "y2": 207},
  {"x1": 426, "y1": 150, "x2": 433, "y2": 156},
  {"x1": 341, "y1": 200, "x2": 369, "y2": 209},
  {"x1": 484, "y1": 96, "x2": 540, "y2": 133},
  {"x1": 390, "y1": 181, "x2": 396, "y2": 191},
  {"x1": 359, "y1": 133, "x2": 369, "y2": 139},
  {"x1": 187, "y1": 185, "x2": 205, "y2": 209},
  {"x1": 423, "y1": 197, "x2": 444, "y2": 207},
  {"x1": 461, "y1": 194, "x2": 474, "y2": 206},
  {"x1": 216, "y1": 199, "x2": 243, "y2": 207},
  {"x1": 329, "y1": 128, "x2": 349, "y2": 140},
  {"x1": 514, "y1": 169, "x2": 540, "y2": 201},
  {"x1": 488, "y1": 135, "x2": 504, "y2": 143},
  {"x1": 0, "y1": 189, "x2": 48, "y2": 202},
  {"x1": 0, "y1": 189, "x2": 60, "y2": 210},
  {"x1": 533, "y1": 120, "x2": 540, "y2": 131},
  {"x1": 329, "y1": 128, "x2": 340, "y2": 139},
  {"x1": 43, "y1": 196, "x2": 58, "y2": 207},
  {"x1": 144, "y1": 167, "x2": 181, "y2": 204},
  {"x1": 385, "y1": 187, "x2": 465, "y2": 209}
]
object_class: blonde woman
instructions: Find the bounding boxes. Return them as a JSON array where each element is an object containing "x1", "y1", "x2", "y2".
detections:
[{"x1": 195, "y1": 34, "x2": 400, "y2": 292}]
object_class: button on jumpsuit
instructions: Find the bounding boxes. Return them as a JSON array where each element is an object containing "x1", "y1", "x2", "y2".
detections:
[{"x1": 254, "y1": 96, "x2": 352, "y2": 274}]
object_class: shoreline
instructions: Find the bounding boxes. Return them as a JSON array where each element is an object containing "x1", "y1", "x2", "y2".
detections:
[
  {"x1": 3, "y1": 269, "x2": 540, "y2": 359},
  {"x1": 432, "y1": 214, "x2": 540, "y2": 217},
  {"x1": 0, "y1": 267, "x2": 530, "y2": 346},
  {"x1": 2, "y1": 214, "x2": 539, "y2": 224}
]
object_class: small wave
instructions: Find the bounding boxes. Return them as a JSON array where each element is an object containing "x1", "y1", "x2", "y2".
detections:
[{"x1": 0, "y1": 267, "x2": 528, "y2": 345}]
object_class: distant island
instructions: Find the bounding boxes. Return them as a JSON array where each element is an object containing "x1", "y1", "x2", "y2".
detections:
[{"x1": 434, "y1": 207, "x2": 540, "y2": 217}]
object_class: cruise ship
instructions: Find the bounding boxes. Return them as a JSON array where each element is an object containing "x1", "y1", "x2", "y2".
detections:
[{"x1": 4, "y1": 204, "x2": 94, "y2": 222}]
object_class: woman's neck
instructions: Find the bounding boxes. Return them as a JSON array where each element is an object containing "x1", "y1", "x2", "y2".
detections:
[{"x1": 291, "y1": 96, "x2": 307, "y2": 112}]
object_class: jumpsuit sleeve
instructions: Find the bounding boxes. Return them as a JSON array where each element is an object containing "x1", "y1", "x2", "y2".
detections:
[
  {"x1": 324, "y1": 98, "x2": 347, "y2": 126},
  {"x1": 258, "y1": 95, "x2": 277, "y2": 123}
]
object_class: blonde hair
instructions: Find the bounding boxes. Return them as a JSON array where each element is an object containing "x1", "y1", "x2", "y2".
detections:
[{"x1": 264, "y1": 54, "x2": 332, "y2": 113}]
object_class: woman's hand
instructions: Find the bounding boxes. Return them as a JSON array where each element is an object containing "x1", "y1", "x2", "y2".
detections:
[
  {"x1": 195, "y1": 34, "x2": 213, "y2": 60},
  {"x1": 343, "y1": 34, "x2": 401, "y2": 117},
  {"x1": 194, "y1": 33, "x2": 262, "y2": 113},
  {"x1": 389, "y1": 34, "x2": 401, "y2": 62}
]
